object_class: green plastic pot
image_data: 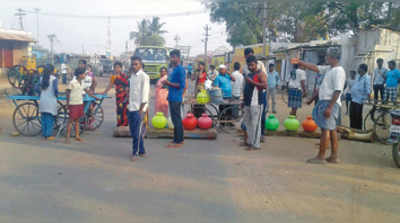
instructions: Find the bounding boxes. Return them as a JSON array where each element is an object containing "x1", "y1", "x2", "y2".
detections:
[
  {"x1": 265, "y1": 114, "x2": 280, "y2": 131},
  {"x1": 284, "y1": 115, "x2": 300, "y2": 131},
  {"x1": 152, "y1": 112, "x2": 167, "y2": 129}
]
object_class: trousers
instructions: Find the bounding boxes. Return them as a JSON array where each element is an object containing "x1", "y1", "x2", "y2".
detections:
[
  {"x1": 169, "y1": 101, "x2": 184, "y2": 143},
  {"x1": 128, "y1": 111, "x2": 146, "y2": 156}
]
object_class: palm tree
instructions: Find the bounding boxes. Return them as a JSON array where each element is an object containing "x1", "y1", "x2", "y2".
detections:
[
  {"x1": 130, "y1": 17, "x2": 167, "y2": 47},
  {"x1": 148, "y1": 17, "x2": 167, "y2": 36}
]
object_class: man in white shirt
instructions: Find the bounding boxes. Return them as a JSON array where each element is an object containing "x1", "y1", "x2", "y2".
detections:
[
  {"x1": 128, "y1": 56, "x2": 150, "y2": 162},
  {"x1": 373, "y1": 58, "x2": 387, "y2": 103},
  {"x1": 231, "y1": 62, "x2": 244, "y2": 99},
  {"x1": 292, "y1": 47, "x2": 346, "y2": 164},
  {"x1": 288, "y1": 64, "x2": 307, "y2": 116}
]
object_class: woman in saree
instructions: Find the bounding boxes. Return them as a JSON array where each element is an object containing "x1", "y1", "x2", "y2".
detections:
[
  {"x1": 103, "y1": 61, "x2": 129, "y2": 127},
  {"x1": 155, "y1": 67, "x2": 169, "y2": 117}
]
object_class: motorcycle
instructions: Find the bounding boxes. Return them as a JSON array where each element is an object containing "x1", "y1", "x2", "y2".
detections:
[{"x1": 388, "y1": 110, "x2": 400, "y2": 168}]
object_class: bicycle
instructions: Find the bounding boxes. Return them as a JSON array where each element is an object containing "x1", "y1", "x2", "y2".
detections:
[{"x1": 363, "y1": 103, "x2": 395, "y2": 144}]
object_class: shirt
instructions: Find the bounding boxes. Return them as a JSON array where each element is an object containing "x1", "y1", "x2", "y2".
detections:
[
  {"x1": 267, "y1": 71, "x2": 280, "y2": 89},
  {"x1": 167, "y1": 65, "x2": 186, "y2": 102},
  {"x1": 351, "y1": 74, "x2": 371, "y2": 104},
  {"x1": 373, "y1": 67, "x2": 387, "y2": 85},
  {"x1": 213, "y1": 73, "x2": 233, "y2": 98},
  {"x1": 243, "y1": 61, "x2": 267, "y2": 76},
  {"x1": 345, "y1": 78, "x2": 356, "y2": 94},
  {"x1": 318, "y1": 66, "x2": 346, "y2": 106},
  {"x1": 128, "y1": 69, "x2": 150, "y2": 112},
  {"x1": 67, "y1": 79, "x2": 84, "y2": 105},
  {"x1": 231, "y1": 70, "x2": 244, "y2": 98},
  {"x1": 243, "y1": 71, "x2": 264, "y2": 106},
  {"x1": 39, "y1": 75, "x2": 58, "y2": 115},
  {"x1": 288, "y1": 69, "x2": 306, "y2": 89},
  {"x1": 385, "y1": 69, "x2": 400, "y2": 87}
]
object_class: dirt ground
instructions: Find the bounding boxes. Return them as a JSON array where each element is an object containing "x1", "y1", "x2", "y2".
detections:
[{"x1": 0, "y1": 78, "x2": 399, "y2": 222}]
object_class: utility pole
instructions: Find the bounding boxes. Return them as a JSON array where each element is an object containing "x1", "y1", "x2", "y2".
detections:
[
  {"x1": 14, "y1": 8, "x2": 26, "y2": 31},
  {"x1": 203, "y1": 24, "x2": 211, "y2": 70},
  {"x1": 262, "y1": 0, "x2": 268, "y2": 58},
  {"x1": 34, "y1": 8, "x2": 40, "y2": 45},
  {"x1": 106, "y1": 16, "x2": 111, "y2": 57},
  {"x1": 174, "y1": 34, "x2": 181, "y2": 48},
  {"x1": 48, "y1": 34, "x2": 57, "y2": 64}
]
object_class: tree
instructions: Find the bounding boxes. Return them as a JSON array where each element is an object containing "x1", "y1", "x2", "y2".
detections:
[
  {"x1": 129, "y1": 17, "x2": 167, "y2": 47},
  {"x1": 204, "y1": 0, "x2": 400, "y2": 46}
]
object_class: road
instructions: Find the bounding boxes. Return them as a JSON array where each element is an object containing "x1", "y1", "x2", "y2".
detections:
[{"x1": 0, "y1": 80, "x2": 399, "y2": 222}]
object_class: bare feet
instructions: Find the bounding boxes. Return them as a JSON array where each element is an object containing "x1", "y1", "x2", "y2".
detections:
[
  {"x1": 139, "y1": 154, "x2": 148, "y2": 159},
  {"x1": 65, "y1": 138, "x2": 71, "y2": 144},
  {"x1": 130, "y1": 156, "x2": 139, "y2": 162},
  {"x1": 47, "y1": 136, "x2": 55, "y2": 141},
  {"x1": 326, "y1": 156, "x2": 340, "y2": 164},
  {"x1": 75, "y1": 137, "x2": 83, "y2": 143},
  {"x1": 307, "y1": 157, "x2": 326, "y2": 164},
  {"x1": 245, "y1": 146, "x2": 252, "y2": 151}
]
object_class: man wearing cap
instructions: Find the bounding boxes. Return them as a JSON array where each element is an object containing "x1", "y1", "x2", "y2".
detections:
[
  {"x1": 213, "y1": 64, "x2": 235, "y2": 99},
  {"x1": 214, "y1": 64, "x2": 236, "y2": 123}
]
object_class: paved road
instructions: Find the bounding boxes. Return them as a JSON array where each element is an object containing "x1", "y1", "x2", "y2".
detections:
[{"x1": 0, "y1": 91, "x2": 399, "y2": 222}]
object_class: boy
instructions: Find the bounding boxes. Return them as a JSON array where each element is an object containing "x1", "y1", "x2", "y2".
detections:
[
  {"x1": 65, "y1": 68, "x2": 98, "y2": 144},
  {"x1": 373, "y1": 58, "x2": 387, "y2": 103},
  {"x1": 288, "y1": 64, "x2": 307, "y2": 116},
  {"x1": 349, "y1": 64, "x2": 371, "y2": 129},
  {"x1": 128, "y1": 56, "x2": 150, "y2": 161},
  {"x1": 384, "y1": 60, "x2": 400, "y2": 105},
  {"x1": 266, "y1": 63, "x2": 280, "y2": 114}
]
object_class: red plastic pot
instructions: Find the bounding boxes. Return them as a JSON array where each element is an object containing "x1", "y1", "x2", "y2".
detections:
[
  {"x1": 183, "y1": 113, "x2": 198, "y2": 130},
  {"x1": 198, "y1": 113, "x2": 212, "y2": 129}
]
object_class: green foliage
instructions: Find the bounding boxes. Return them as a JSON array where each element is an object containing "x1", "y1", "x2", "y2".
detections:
[
  {"x1": 130, "y1": 17, "x2": 167, "y2": 47},
  {"x1": 204, "y1": 0, "x2": 400, "y2": 46}
]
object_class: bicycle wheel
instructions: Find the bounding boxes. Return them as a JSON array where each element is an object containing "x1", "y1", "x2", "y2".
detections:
[
  {"x1": 373, "y1": 110, "x2": 391, "y2": 144},
  {"x1": 392, "y1": 143, "x2": 400, "y2": 168},
  {"x1": 86, "y1": 104, "x2": 104, "y2": 130},
  {"x1": 217, "y1": 105, "x2": 243, "y2": 133},
  {"x1": 54, "y1": 103, "x2": 68, "y2": 133},
  {"x1": 8, "y1": 65, "x2": 26, "y2": 89},
  {"x1": 13, "y1": 102, "x2": 41, "y2": 136}
]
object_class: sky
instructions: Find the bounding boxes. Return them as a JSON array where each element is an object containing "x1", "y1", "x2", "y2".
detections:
[{"x1": 0, "y1": 0, "x2": 230, "y2": 56}]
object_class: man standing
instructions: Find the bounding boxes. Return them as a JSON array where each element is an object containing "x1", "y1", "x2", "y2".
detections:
[
  {"x1": 242, "y1": 56, "x2": 268, "y2": 150},
  {"x1": 231, "y1": 62, "x2": 244, "y2": 100},
  {"x1": 213, "y1": 64, "x2": 235, "y2": 100},
  {"x1": 128, "y1": 56, "x2": 150, "y2": 162},
  {"x1": 373, "y1": 58, "x2": 387, "y2": 103},
  {"x1": 266, "y1": 63, "x2": 280, "y2": 114},
  {"x1": 350, "y1": 64, "x2": 371, "y2": 130},
  {"x1": 288, "y1": 64, "x2": 307, "y2": 116},
  {"x1": 292, "y1": 47, "x2": 346, "y2": 164},
  {"x1": 242, "y1": 48, "x2": 267, "y2": 140},
  {"x1": 162, "y1": 50, "x2": 186, "y2": 148},
  {"x1": 384, "y1": 60, "x2": 400, "y2": 105}
]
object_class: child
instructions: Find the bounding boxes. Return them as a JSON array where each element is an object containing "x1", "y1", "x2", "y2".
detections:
[
  {"x1": 65, "y1": 68, "x2": 97, "y2": 144},
  {"x1": 39, "y1": 64, "x2": 58, "y2": 140},
  {"x1": 384, "y1": 60, "x2": 400, "y2": 105}
]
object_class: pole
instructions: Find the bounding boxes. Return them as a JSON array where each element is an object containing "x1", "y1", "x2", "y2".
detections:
[
  {"x1": 262, "y1": 0, "x2": 268, "y2": 58},
  {"x1": 204, "y1": 24, "x2": 210, "y2": 71},
  {"x1": 48, "y1": 34, "x2": 56, "y2": 64},
  {"x1": 34, "y1": 8, "x2": 40, "y2": 45},
  {"x1": 14, "y1": 8, "x2": 26, "y2": 31}
]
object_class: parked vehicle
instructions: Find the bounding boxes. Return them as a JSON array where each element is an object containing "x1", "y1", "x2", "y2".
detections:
[{"x1": 133, "y1": 46, "x2": 169, "y2": 82}]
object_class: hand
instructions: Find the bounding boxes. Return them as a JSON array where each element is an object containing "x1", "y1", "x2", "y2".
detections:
[
  {"x1": 306, "y1": 100, "x2": 313, "y2": 105},
  {"x1": 324, "y1": 107, "x2": 332, "y2": 119},
  {"x1": 246, "y1": 77, "x2": 254, "y2": 84},
  {"x1": 161, "y1": 79, "x2": 168, "y2": 85},
  {"x1": 291, "y1": 58, "x2": 300, "y2": 65}
]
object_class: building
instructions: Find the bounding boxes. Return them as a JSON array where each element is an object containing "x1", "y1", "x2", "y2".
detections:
[
  {"x1": 0, "y1": 29, "x2": 34, "y2": 76},
  {"x1": 274, "y1": 27, "x2": 400, "y2": 92}
]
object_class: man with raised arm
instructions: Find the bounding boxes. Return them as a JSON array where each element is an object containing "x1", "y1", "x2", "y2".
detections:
[{"x1": 292, "y1": 47, "x2": 346, "y2": 164}]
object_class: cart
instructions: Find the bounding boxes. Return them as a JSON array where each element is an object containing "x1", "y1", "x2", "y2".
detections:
[{"x1": 7, "y1": 93, "x2": 109, "y2": 137}]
